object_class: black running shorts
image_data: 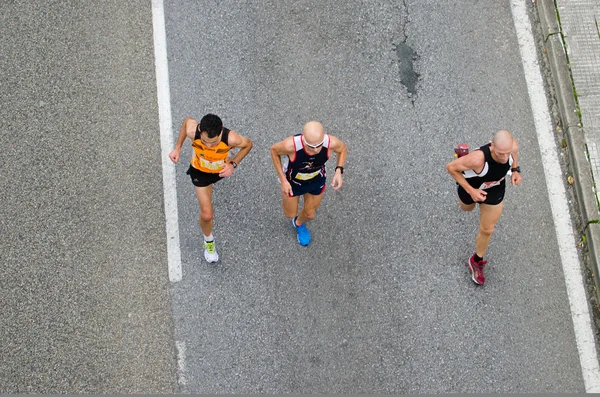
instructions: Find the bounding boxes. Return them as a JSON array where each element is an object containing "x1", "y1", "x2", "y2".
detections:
[
  {"x1": 187, "y1": 165, "x2": 223, "y2": 187},
  {"x1": 457, "y1": 184, "x2": 504, "y2": 206},
  {"x1": 288, "y1": 177, "x2": 326, "y2": 197}
]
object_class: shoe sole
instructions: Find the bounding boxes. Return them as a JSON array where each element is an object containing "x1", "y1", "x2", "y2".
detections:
[{"x1": 467, "y1": 259, "x2": 484, "y2": 285}]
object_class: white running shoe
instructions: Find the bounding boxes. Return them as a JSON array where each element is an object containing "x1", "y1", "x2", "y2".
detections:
[{"x1": 203, "y1": 240, "x2": 219, "y2": 263}]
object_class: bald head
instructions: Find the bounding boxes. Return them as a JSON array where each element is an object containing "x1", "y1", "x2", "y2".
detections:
[
  {"x1": 492, "y1": 129, "x2": 514, "y2": 151},
  {"x1": 303, "y1": 121, "x2": 325, "y2": 146}
]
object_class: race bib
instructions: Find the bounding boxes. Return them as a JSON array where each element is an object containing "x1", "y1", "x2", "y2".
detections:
[
  {"x1": 479, "y1": 178, "x2": 504, "y2": 190},
  {"x1": 200, "y1": 158, "x2": 224, "y2": 171},
  {"x1": 295, "y1": 170, "x2": 321, "y2": 181}
]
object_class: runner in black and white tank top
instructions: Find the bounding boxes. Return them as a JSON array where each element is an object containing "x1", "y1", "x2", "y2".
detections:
[{"x1": 457, "y1": 143, "x2": 513, "y2": 205}]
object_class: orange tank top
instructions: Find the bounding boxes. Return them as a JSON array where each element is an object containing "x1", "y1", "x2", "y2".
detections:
[{"x1": 190, "y1": 127, "x2": 232, "y2": 173}]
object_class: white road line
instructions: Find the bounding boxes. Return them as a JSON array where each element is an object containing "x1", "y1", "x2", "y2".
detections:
[
  {"x1": 176, "y1": 341, "x2": 188, "y2": 386},
  {"x1": 152, "y1": 0, "x2": 182, "y2": 283},
  {"x1": 510, "y1": 0, "x2": 600, "y2": 392}
]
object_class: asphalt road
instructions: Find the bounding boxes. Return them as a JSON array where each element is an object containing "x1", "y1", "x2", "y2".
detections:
[
  {"x1": 0, "y1": 0, "x2": 591, "y2": 393},
  {"x1": 0, "y1": 1, "x2": 177, "y2": 393},
  {"x1": 166, "y1": 0, "x2": 585, "y2": 393}
]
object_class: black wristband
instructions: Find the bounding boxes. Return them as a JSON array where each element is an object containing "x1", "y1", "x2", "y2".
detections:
[
  {"x1": 335, "y1": 166, "x2": 344, "y2": 174},
  {"x1": 230, "y1": 161, "x2": 238, "y2": 169},
  {"x1": 511, "y1": 166, "x2": 520, "y2": 173}
]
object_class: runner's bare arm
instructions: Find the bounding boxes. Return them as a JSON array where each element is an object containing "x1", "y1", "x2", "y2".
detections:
[
  {"x1": 510, "y1": 138, "x2": 523, "y2": 185},
  {"x1": 269, "y1": 137, "x2": 295, "y2": 182},
  {"x1": 329, "y1": 135, "x2": 347, "y2": 167},
  {"x1": 446, "y1": 150, "x2": 487, "y2": 200},
  {"x1": 169, "y1": 117, "x2": 196, "y2": 163},
  {"x1": 226, "y1": 131, "x2": 253, "y2": 165},
  {"x1": 328, "y1": 135, "x2": 347, "y2": 190},
  {"x1": 218, "y1": 131, "x2": 253, "y2": 177}
]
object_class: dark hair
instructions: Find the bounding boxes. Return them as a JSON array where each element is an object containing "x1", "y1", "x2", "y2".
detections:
[{"x1": 198, "y1": 114, "x2": 223, "y2": 138}]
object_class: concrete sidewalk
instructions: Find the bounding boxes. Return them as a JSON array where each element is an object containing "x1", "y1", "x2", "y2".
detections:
[{"x1": 537, "y1": 0, "x2": 600, "y2": 310}]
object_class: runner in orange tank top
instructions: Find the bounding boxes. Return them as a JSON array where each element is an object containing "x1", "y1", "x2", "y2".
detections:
[{"x1": 169, "y1": 114, "x2": 253, "y2": 263}]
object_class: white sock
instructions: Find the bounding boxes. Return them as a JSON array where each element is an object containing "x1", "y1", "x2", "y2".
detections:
[{"x1": 204, "y1": 233, "x2": 214, "y2": 242}]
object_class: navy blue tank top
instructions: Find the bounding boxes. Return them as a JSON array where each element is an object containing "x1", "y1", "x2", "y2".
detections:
[{"x1": 283, "y1": 134, "x2": 331, "y2": 184}]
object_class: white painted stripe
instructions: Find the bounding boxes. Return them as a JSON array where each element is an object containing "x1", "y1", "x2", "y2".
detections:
[
  {"x1": 510, "y1": 0, "x2": 600, "y2": 392},
  {"x1": 175, "y1": 341, "x2": 188, "y2": 386},
  {"x1": 152, "y1": 0, "x2": 182, "y2": 283}
]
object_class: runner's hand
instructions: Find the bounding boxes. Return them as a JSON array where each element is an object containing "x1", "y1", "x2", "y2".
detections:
[
  {"x1": 281, "y1": 180, "x2": 293, "y2": 196},
  {"x1": 169, "y1": 149, "x2": 180, "y2": 163},
  {"x1": 218, "y1": 162, "x2": 235, "y2": 177},
  {"x1": 470, "y1": 189, "x2": 487, "y2": 203},
  {"x1": 511, "y1": 172, "x2": 522, "y2": 185},
  {"x1": 331, "y1": 173, "x2": 343, "y2": 190}
]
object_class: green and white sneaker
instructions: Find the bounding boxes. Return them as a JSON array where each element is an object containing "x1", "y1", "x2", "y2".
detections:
[{"x1": 203, "y1": 240, "x2": 219, "y2": 263}]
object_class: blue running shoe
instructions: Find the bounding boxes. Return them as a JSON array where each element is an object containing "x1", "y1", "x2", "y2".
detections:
[{"x1": 292, "y1": 216, "x2": 311, "y2": 246}]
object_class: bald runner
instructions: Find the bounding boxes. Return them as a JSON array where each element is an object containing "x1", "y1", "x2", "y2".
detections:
[
  {"x1": 270, "y1": 121, "x2": 347, "y2": 246},
  {"x1": 446, "y1": 130, "x2": 523, "y2": 285}
]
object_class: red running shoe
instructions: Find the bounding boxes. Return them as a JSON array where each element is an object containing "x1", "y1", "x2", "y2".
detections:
[{"x1": 468, "y1": 254, "x2": 488, "y2": 285}]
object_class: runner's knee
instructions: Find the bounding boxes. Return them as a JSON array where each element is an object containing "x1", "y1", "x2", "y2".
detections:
[
  {"x1": 200, "y1": 210, "x2": 213, "y2": 222},
  {"x1": 479, "y1": 223, "x2": 495, "y2": 236},
  {"x1": 304, "y1": 209, "x2": 317, "y2": 220}
]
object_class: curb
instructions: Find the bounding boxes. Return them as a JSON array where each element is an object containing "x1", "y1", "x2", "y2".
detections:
[{"x1": 536, "y1": 0, "x2": 600, "y2": 304}]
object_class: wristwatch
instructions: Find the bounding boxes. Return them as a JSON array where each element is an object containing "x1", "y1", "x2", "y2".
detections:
[
  {"x1": 335, "y1": 166, "x2": 344, "y2": 174},
  {"x1": 511, "y1": 166, "x2": 521, "y2": 173},
  {"x1": 230, "y1": 161, "x2": 238, "y2": 169}
]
